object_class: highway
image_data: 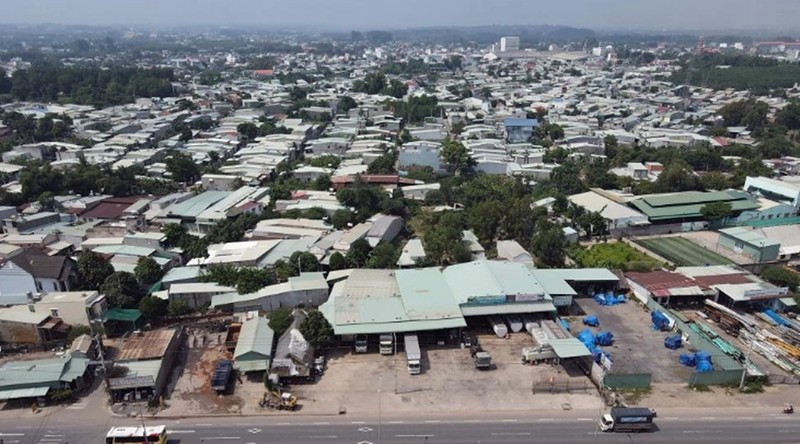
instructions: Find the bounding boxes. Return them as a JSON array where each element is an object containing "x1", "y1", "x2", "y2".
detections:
[{"x1": 2, "y1": 410, "x2": 800, "y2": 444}]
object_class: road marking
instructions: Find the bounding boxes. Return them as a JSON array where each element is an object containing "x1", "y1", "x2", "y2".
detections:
[
  {"x1": 683, "y1": 430, "x2": 703, "y2": 434},
  {"x1": 387, "y1": 421, "x2": 404, "y2": 424},
  {"x1": 358, "y1": 426, "x2": 374, "y2": 432},
  {"x1": 537, "y1": 418, "x2": 555, "y2": 422},
  {"x1": 461, "y1": 419, "x2": 481, "y2": 423},
  {"x1": 276, "y1": 422, "x2": 291, "y2": 425},
  {"x1": 491, "y1": 432, "x2": 532, "y2": 436},
  {"x1": 396, "y1": 435, "x2": 435, "y2": 438},
  {"x1": 351, "y1": 421, "x2": 366, "y2": 424},
  {"x1": 701, "y1": 416, "x2": 716, "y2": 420},
  {"x1": 196, "y1": 423, "x2": 213, "y2": 426},
  {"x1": 663, "y1": 416, "x2": 679, "y2": 420},
  {"x1": 43, "y1": 435, "x2": 64, "y2": 438},
  {"x1": 313, "y1": 422, "x2": 330, "y2": 425},
  {"x1": 576, "y1": 418, "x2": 593, "y2": 421},
  {"x1": 502, "y1": 419, "x2": 519, "y2": 423},
  {"x1": 0, "y1": 434, "x2": 25, "y2": 437},
  {"x1": 202, "y1": 437, "x2": 239, "y2": 440},
  {"x1": 424, "y1": 420, "x2": 441, "y2": 423},
  {"x1": 308, "y1": 435, "x2": 338, "y2": 439},
  {"x1": 742, "y1": 417, "x2": 755, "y2": 420},
  {"x1": 167, "y1": 429, "x2": 196, "y2": 434},
  {"x1": 248, "y1": 428, "x2": 262, "y2": 434}
]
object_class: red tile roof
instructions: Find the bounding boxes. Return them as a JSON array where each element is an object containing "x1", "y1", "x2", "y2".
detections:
[
  {"x1": 81, "y1": 196, "x2": 143, "y2": 220},
  {"x1": 625, "y1": 271, "x2": 697, "y2": 292}
]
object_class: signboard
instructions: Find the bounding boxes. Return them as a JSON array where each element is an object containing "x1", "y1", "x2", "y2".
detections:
[
  {"x1": 108, "y1": 375, "x2": 155, "y2": 389},
  {"x1": 515, "y1": 293, "x2": 545, "y2": 303},
  {"x1": 618, "y1": 416, "x2": 650, "y2": 423},
  {"x1": 552, "y1": 296, "x2": 573, "y2": 307},
  {"x1": 466, "y1": 295, "x2": 507, "y2": 305},
  {"x1": 744, "y1": 287, "x2": 789, "y2": 299}
]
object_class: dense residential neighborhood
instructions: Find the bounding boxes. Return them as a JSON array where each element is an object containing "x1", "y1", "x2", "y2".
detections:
[{"x1": 1, "y1": 15, "x2": 800, "y2": 443}]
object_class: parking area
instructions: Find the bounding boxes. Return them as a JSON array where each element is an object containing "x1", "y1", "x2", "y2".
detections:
[
  {"x1": 569, "y1": 298, "x2": 691, "y2": 384},
  {"x1": 295, "y1": 329, "x2": 601, "y2": 415}
]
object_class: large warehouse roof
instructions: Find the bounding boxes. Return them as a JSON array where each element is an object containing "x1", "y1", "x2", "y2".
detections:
[{"x1": 630, "y1": 191, "x2": 759, "y2": 221}]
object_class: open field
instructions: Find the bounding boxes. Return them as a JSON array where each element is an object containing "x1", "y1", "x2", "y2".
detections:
[{"x1": 636, "y1": 236, "x2": 733, "y2": 266}]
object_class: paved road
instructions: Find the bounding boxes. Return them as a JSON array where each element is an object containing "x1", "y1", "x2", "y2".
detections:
[{"x1": 2, "y1": 410, "x2": 800, "y2": 444}]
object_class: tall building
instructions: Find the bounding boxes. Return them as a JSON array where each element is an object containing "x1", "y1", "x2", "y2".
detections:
[{"x1": 500, "y1": 36, "x2": 520, "y2": 52}]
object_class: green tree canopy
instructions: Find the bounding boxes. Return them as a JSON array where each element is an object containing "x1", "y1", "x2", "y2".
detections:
[
  {"x1": 530, "y1": 222, "x2": 566, "y2": 267},
  {"x1": 700, "y1": 201, "x2": 733, "y2": 222},
  {"x1": 329, "y1": 252, "x2": 348, "y2": 271},
  {"x1": 101, "y1": 271, "x2": 142, "y2": 308},
  {"x1": 167, "y1": 299, "x2": 192, "y2": 318},
  {"x1": 66, "y1": 324, "x2": 92, "y2": 345},
  {"x1": 237, "y1": 122, "x2": 259, "y2": 140},
  {"x1": 299, "y1": 309, "x2": 335, "y2": 351},
  {"x1": 760, "y1": 266, "x2": 800, "y2": 292},
  {"x1": 77, "y1": 250, "x2": 114, "y2": 291},
  {"x1": 134, "y1": 257, "x2": 163, "y2": 286},
  {"x1": 166, "y1": 151, "x2": 200, "y2": 184},
  {"x1": 440, "y1": 139, "x2": 476, "y2": 176},
  {"x1": 138, "y1": 295, "x2": 168, "y2": 323},
  {"x1": 268, "y1": 307, "x2": 294, "y2": 336},
  {"x1": 366, "y1": 242, "x2": 398, "y2": 269}
]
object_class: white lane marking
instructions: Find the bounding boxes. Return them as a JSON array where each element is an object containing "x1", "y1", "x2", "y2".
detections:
[
  {"x1": 424, "y1": 420, "x2": 441, "y2": 423},
  {"x1": 502, "y1": 419, "x2": 519, "y2": 423},
  {"x1": 0, "y1": 434, "x2": 25, "y2": 437},
  {"x1": 395, "y1": 435, "x2": 435, "y2": 438},
  {"x1": 537, "y1": 418, "x2": 555, "y2": 422},
  {"x1": 461, "y1": 419, "x2": 481, "y2": 423},
  {"x1": 577, "y1": 418, "x2": 593, "y2": 421},
  {"x1": 313, "y1": 422, "x2": 331, "y2": 425},
  {"x1": 167, "y1": 429, "x2": 196, "y2": 434},
  {"x1": 201, "y1": 437, "x2": 239, "y2": 440},
  {"x1": 387, "y1": 421, "x2": 404, "y2": 424},
  {"x1": 351, "y1": 421, "x2": 366, "y2": 424},
  {"x1": 276, "y1": 422, "x2": 291, "y2": 426},
  {"x1": 308, "y1": 435, "x2": 338, "y2": 439},
  {"x1": 196, "y1": 423, "x2": 213, "y2": 426},
  {"x1": 491, "y1": 432, "x2": 532, "y2": 436},
  {"x1": 43, "y1": 435, "x2": 64, "y2": 438},
  {"x1": 701, "y1": 417, "x2": 716, "y2": 420}
]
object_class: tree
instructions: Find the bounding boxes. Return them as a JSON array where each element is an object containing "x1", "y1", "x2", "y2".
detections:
[
  {"x1": 383, "y1": 79, "x2": 408, "y2": 98},
  {"x1": 166, "y1": 151, "x2": 200, "y2": 184},
  {"x1": 366, "y1": 242, "x2": 398, "y2": 269},
  {"x1": 179, "y1": 127, "x2": 193, "y2": 142},
  {"x1": 138, "y1": 295, "x2": 168, "y2": 323},
  {"x1": 761, "y1": 266, "x2": 800, "y2": 292},
  {"x1": 268, "y1": 307, "x2": 294, "y2": 336},
  {"x1": 77, "y1": 250, "x2": 114, "y2": 291},
  {"x1": 467, "y1": 200, "x2": 503, "y2": 246},
  {"x1": 440, "y1": 139, "x2": 476, "y2": 176},
  {"x1": 167, "y1": 299, "x2": 192, "y2": 318},
  {"x1": 347, "y1": 238, "x2": 373, "y2": 268},
  {"x1": 776, "y1": 101, "x2": 800, "y2": 130},
  {"x1": 329, "y1": 252, "x2": 348, "y2": 270},
  {"x1": 291, "y1": 251, "x2": 320, "y2": 273},
  {"x1": 700, "y1": 172, "x2": 731, "y2": 191},
  {"x1": 549, "y1": 162, "x2": 586, "y2": 195},
  {"x1": 700, "y1": 201, "x2": 733, "y2": 223},
  {"x1": 423, "y1": 211, "x2": 471, "y2": 266},
  {"x1": 299, "y1": 309, "x2": 334, "y2": 350},
  {"x1": 235, "y1": 267, "x2": 276, "y2": 294},
  {"x1": 331, "y1": 209, "x2": 353, "y2": 229},
  {"x1": 367, "y1": 151, "x2": 397, "y2": 174},
  {"x1": 101, "y1": 271, "x2": 142, "y2": 308},
  {"x1": 66, "y1": 324, "x2": 92, "y2": 345},
  {"x1": 655, "y1": 162, "x2": 701, "y2": 192},
  {"x1": 134, "y1": 257, "x2": 163, "y2": 285},
  {"x1": 237, "y1": 122, "x2": 259, "y2": 140},
  {"x1": 308, "y1": 154, "x2": 341, "y2": 169},
  {"x1": 313, "y1": 174, "x2": 332, "y2": 192},
  {"x1": 337, "y1": 95, "x2": 358, "y2": 114},
  {"x1": 530, "y1": 223, "x2": 566, "y2": 267},
  {"x1": 163, "y1": 223, "x2": 187, "y2": 247}
]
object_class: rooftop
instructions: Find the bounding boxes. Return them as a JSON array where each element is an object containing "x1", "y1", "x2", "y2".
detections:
[
  {"x1": 115, "y1": 328, "x2": 178, "y2": 362},
  {"x1": 630, "y1": 191, "x2": 760, "y2": 221}
]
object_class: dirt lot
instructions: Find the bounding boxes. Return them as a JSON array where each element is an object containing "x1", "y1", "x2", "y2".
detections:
[
  {"x1": 569, "y1": 298, "x2": 691, "y2": 384},
  {"x1": 158, "y1": 330, "x2": 266, "y2": 416},
  {"x1": 295, "y1": 330, "x2": 602, "y2": 415}
]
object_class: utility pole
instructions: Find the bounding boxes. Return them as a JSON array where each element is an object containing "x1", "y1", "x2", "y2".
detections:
[
  {"x1": 739, "y1": 337, "x2": 754, "y2": 391},
  {"x1": 378, "y1": 375, "x2": 383, "y2": 444}
]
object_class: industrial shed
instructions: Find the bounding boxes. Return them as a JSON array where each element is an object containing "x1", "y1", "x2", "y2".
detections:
[{"x1": 233, "y1": 317, "x2": 275, "y2": 374}]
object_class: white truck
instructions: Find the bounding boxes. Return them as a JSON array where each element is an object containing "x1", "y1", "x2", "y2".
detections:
[
  {"x1": 599, "y1": 407, "x2": 656, "y2": 433},
  {"x1": 354, "y1": 335, "x2": 368, "y2": 353},
  {"x1": 379, "y1": 334, "x2": 394, "y2": 355},
  {"x1": 404, "y1": 334, "x2": 421, "y2": 375}
]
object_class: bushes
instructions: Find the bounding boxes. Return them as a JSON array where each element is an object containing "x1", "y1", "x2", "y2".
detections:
[{"x1": 570, "y1": 242, "x2": 662, "y2": 271}]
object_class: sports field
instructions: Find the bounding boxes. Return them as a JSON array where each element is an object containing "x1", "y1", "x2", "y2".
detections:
[{"x1": 636, "y1": 237, "x2": 733, "y2": 266}]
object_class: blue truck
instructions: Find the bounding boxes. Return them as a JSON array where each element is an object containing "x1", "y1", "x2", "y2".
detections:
[
  {"x1": 211, "y1": 360, "x2": 234, "y2": 393},
  {"x1": 599, "y1": 407, "x2": 656, "y2": 432}
]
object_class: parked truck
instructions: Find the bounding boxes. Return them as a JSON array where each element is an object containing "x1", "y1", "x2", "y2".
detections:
[
  {"x1": 211, "y1": 360, "x2": 234, "y2": 393},
  {"x1": 379, "y1": 334, "x2": 394, "y2": 355},
  {"x1": 474, "y1": 351, "x2": 492, "y2": 370},
  {"x1": 354, "y1": 335, "x2": 368, "y2": 353},
  {"x1": 404, "y1": 334, "x2": 421, "y2": 375},
  {"x1": 599, "y1": 407, "x2": 656, "y2": 433},
  {"x1": 224, "y1": 322, "x2": 242, "y2": 352}
]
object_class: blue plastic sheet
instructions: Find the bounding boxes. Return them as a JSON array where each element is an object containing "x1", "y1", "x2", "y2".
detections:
[
  {"x1": 696, "y1": 360, "x2": 714, "y2": 372},
  {"x1": 664, "y1": 335, "x2": 682, "y2": 350},
  {"x1": 596, "y1": 331, "x2": 614, "y2": 346},
  {"x1": 679, "y1": 353, "x2": 696, "y2": 367},
  {"x1": 583, "y1": 315, "x2": 599, "y2": 327},
  {"x1": 651, "y1": 311, "x2": 671, "y2": 331}
]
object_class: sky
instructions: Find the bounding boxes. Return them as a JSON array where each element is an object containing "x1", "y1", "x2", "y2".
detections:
[{"x1": 2, "y1": 0, "x2": 799, "y2": 31}]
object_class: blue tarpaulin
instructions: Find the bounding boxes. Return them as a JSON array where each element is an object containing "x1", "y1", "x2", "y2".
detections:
[
  {"x1": 594, "y1": 292, "x2": 620, "y2": 306},
  {"x1": 679, "y1": 353, "x2": 696, "y2": 367},
  {"x1": 696, "y1": 360, "x2": 714, "y2": 372},
  {"x1": 560, "y1": 319, "x2": 571, "y2": 331},
  {"x1": 583, "y1": 315, "x2": 599, "y2": 327},
  {"x1": 652, "y1": 311, "x2": 671, "y2": 331},
  {"x1": 596, "y1": 331, "x2": 614, "y2": 346},
  {"x1": 764, "y1": 309, "x2": 790, "y2": 327},
  {"x1": 664, "y1": 335, "x2": 682, "y2": 350}
]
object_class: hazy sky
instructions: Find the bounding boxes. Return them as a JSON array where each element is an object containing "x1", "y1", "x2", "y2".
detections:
[{"x1": 3, "y1": 0, "x2": 799, "y2": 31}]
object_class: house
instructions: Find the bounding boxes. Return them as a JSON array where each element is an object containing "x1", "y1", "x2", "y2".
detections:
[
  {"x1": 32, "y1": 291, "x2": 107, "y2": 329},
  {"x1": 401, "y1": 183, "x2": 440, "y2": 201},
  {"x1": 398, "y1": 141, "x2": 442, "y2": 171},
  {"x1": 233, "y1": 316, "x2": 275, "y2": 374},
  {"x1": 397, "y1": 238, "x2": 427, "y2": 267},
  {"x1": 0, "y1": 251, "x2": 77, "y2": 304},
  {"x1": 569, "y1": 191, "x2": 650, "y2": 230},
  {"x1": 269, "y1": 310, "x2": 315, "y2": 382},
  {"x1": 0, "y1": 353, "x2": 91, "y2": 402},
  {"x1": 743, "y1": 176, "x2": 800, "y2": 208},
  {"x1": 504, "y1": 118, "x2": 539, "y2": 143},
  {"x1": 496, "y1": 240, "x2": 533, "y2": 263},
  {"x1": 211, "y1": 272, "x2": 329, "y2": 313},
  {"x1": 0, "y1": 305, "x2": 69, "y2": 346},
  {"x1": 366, "y1": 215, "x2": 403, "y2": 247}
]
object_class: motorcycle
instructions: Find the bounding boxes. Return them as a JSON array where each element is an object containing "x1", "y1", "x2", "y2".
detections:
[{"x1": 783, "y1": 404, "x2": 794, "y2": 414}]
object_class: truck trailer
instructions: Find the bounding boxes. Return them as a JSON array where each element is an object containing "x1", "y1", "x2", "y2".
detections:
[
  {"x1": 599, "y1": 407, "x2": 655, "y2": 433},
  {"x1": 404, "y1": 334, "x2": 421, "y2": 375},
  {"x1": 354, "y1": 335, "x2": 368, "y2": 353},
  {"x1": 379, "y1": 334, "x2": 394, "y2": 355}
]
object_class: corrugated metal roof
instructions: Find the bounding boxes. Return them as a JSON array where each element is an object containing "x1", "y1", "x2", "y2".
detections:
[
  {"x1": 115, "y1": 329, "x2": 177, "y2": 362},
  {"x1": 233, "y1": 317, "x2": 274, "y2": 367},
  {"x1": 461, "y1": 302, "x2": 556, "y2": 316},
  {"x1": 631, "y1": 191, "x2": 759, "y2": 221},
  {"x1": 528, "y1": 270, "x2": 579, "y2": 296},
  {"x1": 550, "y1": 338, "x2": 592, "y2": 359},
  {"x1": 166, "y1": 191, "x2": 230, "y2": 218},
  {"x1": 395, "y1": 268, "x2": 463, "y2": 321},
  {"x1": 0, "y1": 386, "x2": 50, "y2": 400}
]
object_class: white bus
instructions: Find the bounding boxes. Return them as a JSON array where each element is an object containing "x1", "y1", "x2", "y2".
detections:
[{"x1": 105, "y1": 425, "x2": 168, "y2": 444}]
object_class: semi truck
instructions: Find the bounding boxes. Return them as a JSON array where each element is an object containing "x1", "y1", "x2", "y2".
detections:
[
  {"x1": 599, "y1": 407, "x2": 656, "y2": 433},
  {"x1": 379, "y1": 334, "x2": 394, "y2": 355},
  {"x1": 404, "y1": 334, "x2": 421, "y2": 375},
  {"x1": 354, "y1": 335, "x2": 368, "y2": 353}
]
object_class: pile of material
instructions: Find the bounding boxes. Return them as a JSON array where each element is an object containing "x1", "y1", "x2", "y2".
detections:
[
  {"x1": 583, "y1": 315, "x2": 599, "y2": 327},
  {"x1": 679, "y1": 351, "x2": 714, "y2": 372},
  {"x1": 594, "y1": 292, "x2": 626, "y2": 306},
  {"x1": 664, "y1": 335, "x2": 683, "y2": 350},
  {"x1": 651, "y1": 311, "x2": 672, "y2": 331}
]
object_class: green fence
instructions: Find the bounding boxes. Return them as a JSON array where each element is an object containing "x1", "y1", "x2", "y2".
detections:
[
  {"x1": 603, "y1": 373, "x2": 652, "y2": 390},
  {"x1": 688, "y1": 370, "x2": 741, "y2": 387}
]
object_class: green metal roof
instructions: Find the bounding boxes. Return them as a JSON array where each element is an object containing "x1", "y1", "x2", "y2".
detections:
[
  {"x1": 395, "y1": 268, "x2": 463, "y2": 320},
  {"x1": 461, "y1": 301, "x2": 556, "y2": 316},
  {"x1": 719, "y1": 227, "x2": 781, "y2": 247},
  {"x1": 550, "y1": 338, "x2": 592, "y2": 359},
  {"x1": 161, "y1": 266, "x2": 202, "y2": 283},
  {"x1": 233, "y1": 317, "x2": 274, "y2": 365},
  {"x1": 528, "y1": 270, "x2": 579, "y2": 295},
  {"x1": 166, "y1": 191, "x2": 231, "y2": 218},
  {"x1": 0, "y1": 354, "x2": 87, "y2": 391},
  {"x1": 0, "y1": 386, "x2": 50, "y2": 400},
  {"x1": 630, "y1": 191, "x2": 760, "y2": 221}
]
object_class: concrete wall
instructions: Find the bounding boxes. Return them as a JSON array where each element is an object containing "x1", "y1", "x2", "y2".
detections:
[{"x1": 603, "y1": 373, "x2": 652, "y2": 390}]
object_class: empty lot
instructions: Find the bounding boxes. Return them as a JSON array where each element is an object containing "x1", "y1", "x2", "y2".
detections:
[
  {"x1": 636, "y1": 236, "x2": 733, "y2": 266},
  {"x1": 569, "y1": 298, "x2": 691, "y2": 384}
]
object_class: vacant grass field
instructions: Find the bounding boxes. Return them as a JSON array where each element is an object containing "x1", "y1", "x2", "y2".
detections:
[{"x1": 636, "y1": 237, "x2": 733, "y2": 266}]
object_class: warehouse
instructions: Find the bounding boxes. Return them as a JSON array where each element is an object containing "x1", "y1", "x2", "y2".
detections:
[
  {"x1": 630, "y1": 191, "x2": 759, "y2": 224},
  {"x1": 717, "y1": 227, "x2": 781, "y2": 262}
]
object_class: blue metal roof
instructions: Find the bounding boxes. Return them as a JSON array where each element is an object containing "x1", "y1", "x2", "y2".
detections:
[{"x1": 504, "y1": 118, "x2": 539, "y2": 127}]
